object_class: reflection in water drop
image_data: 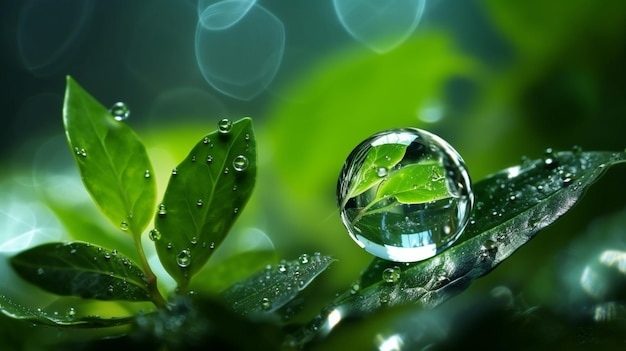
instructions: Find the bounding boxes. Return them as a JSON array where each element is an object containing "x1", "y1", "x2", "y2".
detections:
[
  {"x1": 232, "y1": 155, "x2": 249, "y2": 171},
  {"x1": 337, "y1": 128, "x2": 474, "y2": 262},
  {"x1": 198, "y1": 0, "x2": 257, "y2": 30},
  {"x1": 218, "y1": 118, "x2": 233, "y2": 134},
  {"x1": 109, "y1": 102, "x2": 130, "y2": 121},
  {"x1": 333, "y1": 0, "x2": 426, "y2": 53},
  {"x1": 195, "y1": 3, "x2": 285, "y2": 100}
]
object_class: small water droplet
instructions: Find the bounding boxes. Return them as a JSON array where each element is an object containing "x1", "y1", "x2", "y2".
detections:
[
  {"x1": 144, "y1": 169, "x2": 151, "y2": 178},
  {"x1": 278, "y1": 264, "x2": 287, "y2": 273},
  {"x1": 120, "y1": 221, "x2": 129, "y2": 231},
  {"x1": 75, "y1": 148, "x2": 87, "y2": 157},
  {"x1": 109, "y1": 102, "x2": 130, "y2": 121},
  {"x1": 382, "y1": 266, "x2": 401, "y2": 283},
  {"x1": 172, "y1": 168, "x2": 178, "y2": 176},
  {"x1": 66, "y1": 307, "x2": 76, "y2": 318},
  {"x1": 233, "y1": 207, "x2": 239, "y2": 214},
  {"x1": 197, "y1": 199, "x2": 203, "y2": 207},
  {"x1": 191, "y1": 236, "x2": 198, "y2": 245},
  {"x1": 232, "y1": 185, "x2": 238, "y2": 191},
  {"x1": 203, "y1": 137, "x2": 210, "y2": 144},
  {"x1": 218, "y1": 118, "x2": 233, "y2": 134},
  {"x1": 561, "y1": 172, "x2": 574, "y2": 187},
  {"x1": 207, "y1": 155, "x2": 213, "y2": 163},
  {"x1": 167, "y1": 242, "x2": 173, "y2": 249},
  {"x1": 224, "y1": 167, "x2": 230, "y2": 174},
  {"x1": 112, "y1": 249, "x2": 118, "y2": 256},
  {"x1": 37, "y1": 268, "x2": 44, "y2": 275},
  {"x1": 543, "y1": 148, "x2": 558, "y2": 169},
  {"x1": 232, "y1": 155, "x2": 249, "y2": 172},
  {"x1": 191, "y1": 155, "x2": 196, "y2": 162},
  {"x1": 299, "y1": 254, "x2": 310, "y2": 264},
  {"x1": 158, "y1": 204, "x2": 167, "y2": 217},
  {"x1": 244, "y1": 133, "x2": 250, "y2": 141},
  {"x1": 104, "y1": 251, "x2": 111, "y2": 260},
  {"x1": 209, "y1": 241, "x2": 215, "y2": 249},
  {"x1": 149, "y1": 229, "x2": 161, "y2": 241},
  {"x1": 261, "y1": 297, "x2": 272, "y2": 311},
  {"x1": 376, "y1": 166, "x2": 388, "y2": 177},
  {"x1": 177, "y1": 249, "x2": 191, "y2": 268},
  {"x1": 379, "y1": 291, "x2": 390, "y2": 305}
]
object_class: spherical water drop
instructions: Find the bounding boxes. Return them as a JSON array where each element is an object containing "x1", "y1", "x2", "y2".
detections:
[
  {"x1": 203, "y1": 136, "x2": 210, "y2": 144},
  {"x1": 197, "y1": 199, "x2": 203, "y2": 207},
  {"x1": 37, "y1": 268, "x2": 44, "y2": 275},
  {"x1": 144, "y1": 169, "x2": 151, "y2": 178},
  {"x1": 66, "y1": 307, "x2": 76, "y2": 318},
  {"x1": 337, "y1": 128, "x2": 474, "y2": 262},
  {"x1": 191, "y1": 155, "x2": 196, "y2": 163},
  {"x1": 149, "y1": 229, "x2": 161, "y2": 241},
  {"x1": 218, "y1": 118, "x2": 233, "y2": 134},
  {"x1": 191, "y1": 237, "x2": 198, "y2": 245},
  {"x1": 120, "y1": 221, "x2": 129, "y2": 231},
  {"x1": 382, "y1": 266, "x2": 401, "y2": 283},
  {"x1": 177, "y1": 249, "x2": 191, "y2": 268},
  {"x1": 232, "y1": 155, "x2": 249, "y2": 171},
  {"x1": 261, "y1": 297, "x2": 272, "y2": 311},
  {"x1": 207, "y1": 155, "x2": 213, "y2": 163},
  {"x1": 299, "y1": 254, "x2": 310, "y2": 264},
  {"x1": 109, "y1": 102, "x2": 130, "y2": 121},
  {"x1": 158, "y1": 204, "x2": 167, "y2": 217},
  {"x1": 172, "y1": 168, "x2": 178, "y2": 176},
  {"x1": 224, "y1": 167, "x2": 230, "y2": 174}
]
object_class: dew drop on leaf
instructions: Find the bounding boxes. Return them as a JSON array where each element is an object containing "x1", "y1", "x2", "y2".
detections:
[
  {"x1": 109, "y1": 102, "x2": 130, "y2": 121},
  {"x1": 158, "y1": 204, "x2": 167, "y2": 217},
  {"x1": 382, "y1": 266, "x2": 401, "y2": 283},
  {"x1": 218, "y1": 118, "x2": 233, "y2": 134},
  {"x1": 149, "y1": 229, "x2": 161, "y2": 241},
  {"x1": 232, "y1": 155, "x2": 249, "y2": 171},
  {"x1": 337, "y1": 128, "x2": 474, "y2": 263},
  {"x1": 177, "y1": 249, "x2": 191, "y2": 268},
  {"x1": 66, "y1": 307, "x2": 76, "y2": 319},
  {"x1": 261, "y1": 297, "x2": 272, "y2": 311},
  {"x1": 172, "y1": 168, "x2": 178, "y2": 176},
  {"x1": 299, "y1": 254, "x2": 309, "y2": 264},
  {"x1": 120, "y1": 221, "x2": 129, "y2": 231},
  {"x1": 144, "y1": 169, "x2": 151, "y2": 178}
]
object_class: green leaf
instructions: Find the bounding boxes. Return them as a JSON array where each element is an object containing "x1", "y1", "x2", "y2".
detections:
[
  {"x1": 10, "y1": 242, "x2": 151, "y2": 301},
  {"x1": 341, "y1": 143, "x2": 407, "y2": 208},
  {"x1": 377, "y1": 161, "x2": 449, "y2": 204},
  {"x1": 63, "y1": 76, "x2": 156, "y2": 237},
  {"x1": 222, "y1": 253, "x2": 335, "y2": 315},
  {"x1": 293, "y1": 150, "x2": 626, "y2": 345},
  {"x1": 153, "y1": 117, "x2": 257, "y2": 289},
  {"x1": 0, "y1": 294, "x2": 135, "y2": 328}
]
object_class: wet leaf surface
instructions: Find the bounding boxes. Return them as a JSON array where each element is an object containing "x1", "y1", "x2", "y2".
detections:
[
  {"x1": 63, "y1": 77, "x2": 156, "y2": 237},
  {"x1": 10, "y1": 241, "x2": 151, "y2": 301},
  {"x1": 153, "y1": 117, "x2": 256, "y2": 289},
  {"x1": 222, "y1": 253, "x2": 335, "y2": 316},
  {"x1": 290, "y1": 150, "x2": 626, "y2": 345}
]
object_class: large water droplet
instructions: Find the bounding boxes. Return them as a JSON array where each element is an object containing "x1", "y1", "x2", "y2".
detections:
[
  {"x1": 109, "y1": 102, "x2": 130, "y2": 121},
  {"x1": 177, "y1": 249, "x2": 191, "y2": 268},
  {"x1": 218, "y1": 118, "x2": 233, "y2": 134},
  {"x1": 337, "y1": 128, "x2": 474, "y2": 262},
  {"x1": 232, "y1": 155, "x2": 249, "y2": 171}
]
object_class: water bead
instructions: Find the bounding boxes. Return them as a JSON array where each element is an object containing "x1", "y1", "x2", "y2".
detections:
[
  {"x1": 149, "y1": 228, "x2": 161, "y2": 241},
  {"x1": 109, "y1": 102, "x2": 130, "y2": 121},
  {"x1": 218, "y1": 118, "x2": 233, "y2": 134},
  {"x1": 232, "y1": 155, "x2": 249, "y2": 171},
  {"x1": 177, "y1": 249, "x2": 191, "y2": 268},
  {"x1": 337, "y1": 128, "x2": 474, "y2": 263}
]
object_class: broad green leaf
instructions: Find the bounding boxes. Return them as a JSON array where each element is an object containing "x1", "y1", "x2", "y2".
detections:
[
  {"x1": 10, "y1": 241, "x2": 151, "y2": 301},
  {"x1": 63, "y1": 76, "x2": 156, "y2": 237},
  {"x1": 222, "y1": 253, "x2": 335, "y2": 315},
  {"x1": 341, "y1": 143, "x2": 407, "y2": 208},
  {"x1": 0, "y1": 294, "x2": 135, "y2": 328},
  {"x1": 153, "y1": 117, "x2": 256, "y2": 289},
  {"x1": 292, "y1": 150, "x2": 626, "y2": 345}
]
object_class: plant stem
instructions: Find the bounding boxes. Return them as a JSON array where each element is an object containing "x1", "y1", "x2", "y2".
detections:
[{"x1": 133, "y1": 234, "x2": 167, "y2": 308}]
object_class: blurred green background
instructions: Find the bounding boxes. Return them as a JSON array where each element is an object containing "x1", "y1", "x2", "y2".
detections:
[{"x1": 1, "y1": 0, "x2": 626, "y2": 349}]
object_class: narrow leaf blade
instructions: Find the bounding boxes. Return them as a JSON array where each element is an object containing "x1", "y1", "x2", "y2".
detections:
[
  {"x1": 0, "y1": 294, "x2": 135, "y2": 328},
  {"x1": 10, "y1": 242, "x2": 151, "y2": 301},
  {"x1": 63, "y1": 76, "x2": 156, "y2": 236},
  {"x1": 222, "y1": 253, "x2": 335, "y2": 315},
  {"x1": 154, "y1": 117, "x2": 257, "y2": 288}
]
